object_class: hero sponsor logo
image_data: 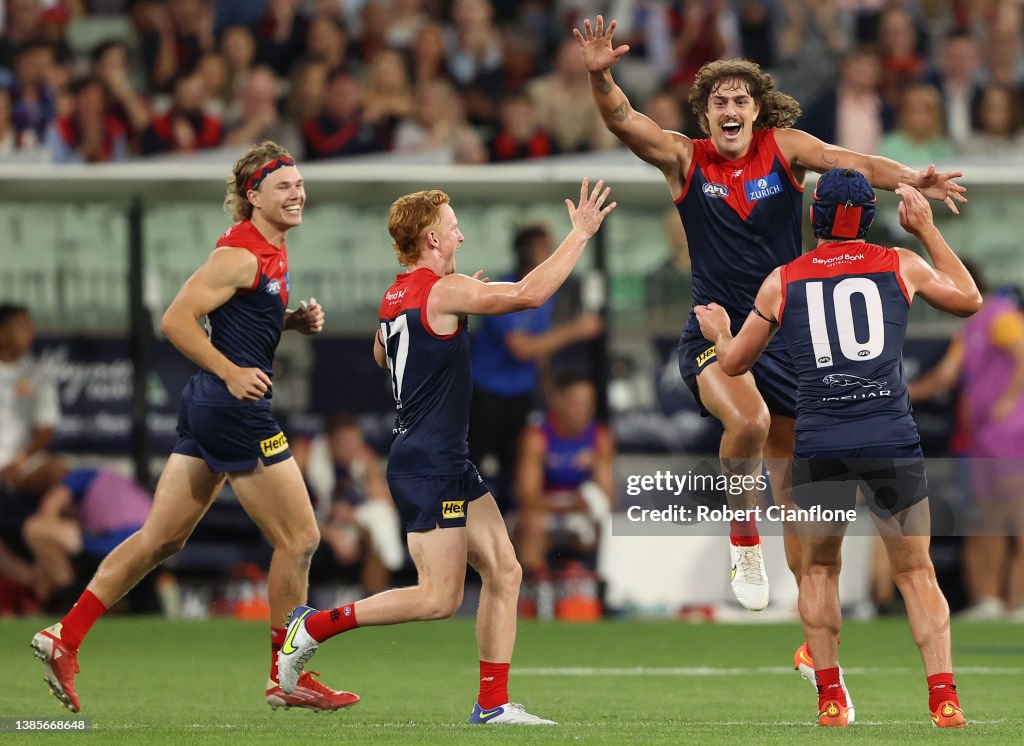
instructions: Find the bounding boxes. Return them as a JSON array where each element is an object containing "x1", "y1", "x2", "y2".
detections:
[
  {"x1": 260, "y1": 431, "x2": 289, "y2": 457},
  {"x1": 442, "y1": 500, "x2": 466, "y2": 519}
]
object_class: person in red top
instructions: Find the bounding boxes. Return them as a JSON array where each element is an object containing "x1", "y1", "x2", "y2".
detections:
[
  {"x1": 30, "y1": 141, "x2": 356, "y2": 715},
  {"x1": 140, "y1": 71, "x2": 223, "y2": 156},
  {"x1": 48, "y1": 76, "x2": 127, "y2": 163}
]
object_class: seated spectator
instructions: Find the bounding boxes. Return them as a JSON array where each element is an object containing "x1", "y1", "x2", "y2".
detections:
[
  {"x1": 527, "y1": 38, "x2": 619, "y2": 153},
  {"x1": 392, "y1": 78, "x2": 487, "y2": 164},
  {"x1": 195, "y1": 50, "x2": 230, "y2": 117},
  {"x1": 488, "y1": 92, "x2": 557, "y2": 162},
  {"x1": 285, "y1": 58, "x2": 329, "y2": 128},
  {"x1": 878, "y1": 84, "x2": 953, "y2": 165},
  {"x1": 132, "y1": 0, "x2": 215, "y2": 93},
  {"x1": 304, "y1": 13, "x2": 352, "y2": 73},
  {"x1": 140, "y1": 71, "x2": 223, "y2": 155},
  {"x1": 48, "y1": 75, "x2": 128, "y2": 163},
  {"x1": 9, "y1": 39, "x2": 60, "y2": 150},
  {"x1": 407, "y1": 21, "x2": 452, "y2": 87},
  {"x1": 90, "y1": 40, "x2": 151, "y2": 147},
  {"x1": 514, "y1": 374, "x2": 614, "y2": 578},
  {"x1": 224, "y1": 65, "x2": 299, "y2": 153},
  {"x1": 924, "y1": 31, "x2": 984, "y2": 150},
  {"x1": 22, "y1": 468, "x2": 152, "y2": 604},
  {"x1": 958, "y1": 84, "x2": 1024, "y2": 165},
  {"x1": 362, "y1": 48, "x2": 414, "y2": 127},
  {"x1": 800, "y1": 47, "x2": 893, "y2": 154},
  {"x1": 301, "y1": 68, "x2": 390, "y2": 160},
  {"x1": 386, "y1": 0, "x2": 428, "y2": 50},
  {"x1": 303, "y1": 413, "x2": 402, "y2": 595},
  {"x1": 0, "y1": 304, "x2": 61, "y2": 498},
  {"x1": 220, "y1": 24, "x2": 257, "y2": 97},
  {"x1": 876, "y1": 5, "x2": 925, "y2": 108}
]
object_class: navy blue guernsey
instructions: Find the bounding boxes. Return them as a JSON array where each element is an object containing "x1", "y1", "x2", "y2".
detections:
[
  {"x1": 677, "y1": 129, "x2": 804, "y2": 331},
  {"x1": 778, "y1": 241, "x2": 919, "y2": 454},
  {"x1": 194, "y1": 220, "x2": 288, "y2": 402},
  {"x1": 379, "y1": 267, "x2": 473, "y2": 476}
]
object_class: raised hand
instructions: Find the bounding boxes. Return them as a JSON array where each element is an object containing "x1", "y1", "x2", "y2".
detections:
[
  {"x1": 566, "y1": 178, "x2": 616, "y2": 237},
  {"x1": 573, "y1": 15, "x2": 631, "y2": 73},
  {"x1": 896, "y1": 183, "x2": 935, "y2": 237},
  {"x1": 912, "y1": 164, "x2": 968, "y2": 215}
]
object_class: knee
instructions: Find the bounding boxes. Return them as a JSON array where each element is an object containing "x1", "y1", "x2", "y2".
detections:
[
  {"x1": 479, "y1": 546, "x2": 523, "y2": 594},
  {"x1": 152, "y1": 533, "x2": 188, "y2": 563},
  {"x1": 724, "y1": 408, "x2": 771, "y2": 450},
  {"x1": 274, "y1": 528, "x2": 321, "y2": 563},
  {"x1": 423, "y1": 586, "x2": 464, "y2": 620}
]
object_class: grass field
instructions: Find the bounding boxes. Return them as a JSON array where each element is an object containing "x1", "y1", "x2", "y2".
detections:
[{"x1": 1, "y1": 617, "x2": 1021, "y2": 743}]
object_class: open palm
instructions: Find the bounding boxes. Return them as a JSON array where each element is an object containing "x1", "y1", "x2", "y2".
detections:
[{"x1": 573, "y1": 15, "x2": 630, "y2": 73}]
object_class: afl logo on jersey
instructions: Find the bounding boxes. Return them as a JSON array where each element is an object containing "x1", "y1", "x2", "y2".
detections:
[
  {"x1": 266, "y1": 278, "x2": 282, "y2": 295},
  {"x1": 702, "y1": 182, "x2": 730, "y2": 199}
]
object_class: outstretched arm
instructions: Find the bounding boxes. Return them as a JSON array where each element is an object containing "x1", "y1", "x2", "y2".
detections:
[
  {"x1": 694, "y1": 270, "x2": 782, "y2": 376},
  {"x1": 775, "y1": 128, "x2": 968, "y2": 214},
  {"x1": 428, "y1": 179, "x2": 616, "y2": 318},
  {"x1": 908, "y1": 338, "x2": 964, "y2": 402},
  {"x1": 574, "y1": 16, "x2": 691, "y2": 181},
  {"x1": 894, "y1": 185, "x2": 981, "y2": 317}
]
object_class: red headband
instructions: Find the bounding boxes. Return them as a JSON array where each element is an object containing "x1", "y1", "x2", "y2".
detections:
[{"x1": 246, "y1": 157, "x2": 296, "y2": 192}]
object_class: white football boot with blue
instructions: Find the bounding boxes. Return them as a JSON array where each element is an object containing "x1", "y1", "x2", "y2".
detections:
[
  {"x1": 278, "y1": 605, "x2": 320, "y2": 695},
  {"x1": 469, "y1": 702, "x2": 557, "y2": 725}
]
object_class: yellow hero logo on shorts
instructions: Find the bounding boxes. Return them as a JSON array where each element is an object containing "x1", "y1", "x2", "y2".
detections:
[
  {"x1": 260, "y1": 432, "x2": 289, "y2": 457},
  {"x1": 696, "y1": 345, "x2": 717, "y2": 367},
  {"x1": 441, "y1": 500, "x2": 466, "y2": 519}
]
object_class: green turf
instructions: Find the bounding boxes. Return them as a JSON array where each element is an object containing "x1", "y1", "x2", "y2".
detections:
[{"x1": 1, "y1": 617, "x2": 1021, "y2": 743}]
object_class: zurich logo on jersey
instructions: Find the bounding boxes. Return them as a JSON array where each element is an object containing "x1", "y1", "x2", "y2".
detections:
[
  {"x1": 745, "y1": 172, "x2": 783, "y2": 201},
  {"x1": 702, "y1": 182, "x2": 730, "y2": 199}
]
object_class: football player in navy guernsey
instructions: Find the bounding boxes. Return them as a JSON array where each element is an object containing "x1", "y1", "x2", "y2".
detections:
[
  {"x1": 31, "y1": 142, "x2": 358, "y2": 714},
  {"x1": 576, "y1": 14, "x2": 967, "y2": 702},
  {"x1": 696, "y1": 168, "x2": 980, "y2": 728},
  {"x1": 277, "y1": 178, "x2": 615, "y2": 725}
]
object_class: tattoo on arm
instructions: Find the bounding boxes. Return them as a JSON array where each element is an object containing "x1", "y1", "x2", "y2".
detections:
[
  {"x1": 595, "y1": 79, "x2": 612, "y2": 95},
  {"x1": 611, "y1": 102, "x2": 628, "y2": 123}
]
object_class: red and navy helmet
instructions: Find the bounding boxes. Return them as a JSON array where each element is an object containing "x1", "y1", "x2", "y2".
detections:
[{"x1": 811, "y1": 168, "x2": 876, "y2": 240}]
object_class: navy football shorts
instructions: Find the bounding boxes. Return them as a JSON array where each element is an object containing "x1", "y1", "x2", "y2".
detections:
[
  {"x1": 791, "y1": 442, "x2": 928, "y2": 518},
  {"x1": 172, "y1": 376, "x2": 292, "y2": 473},
  {"x1": 388, "y1": 460, "x2": 490, "y2": 532},
  {"x1": 678, "y1": 326, "x2": 797, "y2": 418}
]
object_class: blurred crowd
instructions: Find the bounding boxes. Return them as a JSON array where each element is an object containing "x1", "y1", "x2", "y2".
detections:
[{"x1": 0, "y1": 0, "x2": 1023, "y2": 165}]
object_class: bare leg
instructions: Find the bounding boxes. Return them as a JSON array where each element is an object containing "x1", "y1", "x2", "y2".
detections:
[
  {"x1": 797, "y1": 529, "x2": 846, "y2": 670},
  {"x1": 230, "y1": 458, "x2": 322, "y2": 629},
  {"x1": 467, "y1": 495, "x2": 522, "y2": 663},
  {"x1": 513, "y1": 509, "x2": 549, "y2": 575},
  {"x1": 359, "y1": 535, "x2": 392, "y2": 595},
  {"x1": 23, "y1": 515, "x2": 82, "y2": 596},
  {"x1": 963, "y1": 535, "x2": 1007, "y2": 604},
  {"x1": 87, "y1": 454, "x2": 223, "y2": 606},
  {"x1": 765, "y1": 414, "x2": 800, "y2": 582}
]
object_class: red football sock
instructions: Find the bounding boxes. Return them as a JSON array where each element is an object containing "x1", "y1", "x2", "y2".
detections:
[
  {"x1": 816, "y1": 667, "x2": 847, "y2": 709},
  {"x1": 927, "y1": 673, "x2": 959, "y2": 711},
  {"x1": 59, "y1": 590, "x2": 107, "y2": 651},
  {"x1": 304, "y1": 603, "x2": 359, "y2": 643},
  {"x1": 730, "y1": 517, "x2": 760, "y2": 546},
  {"x1": 269, "y1": 626, "x2": 285, "y2": 683},
  {"x1": 478, "y1": 661, "x2": 510, "y2": 710}
]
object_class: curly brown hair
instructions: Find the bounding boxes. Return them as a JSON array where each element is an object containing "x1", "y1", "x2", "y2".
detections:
[
  {"x1": 388, "y1": 189, "x2": 451, "y2": 267},
  {"x1": 223, "y1": 141, "x2": 295, "y2": 223},
  {"x1": 688, "y1": 59, "x2": 802, "y2": 135}
]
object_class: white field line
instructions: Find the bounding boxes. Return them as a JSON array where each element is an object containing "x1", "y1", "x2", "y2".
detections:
[{"x1": 513, "y1": 665, "x2": 1024, "y2": 676}]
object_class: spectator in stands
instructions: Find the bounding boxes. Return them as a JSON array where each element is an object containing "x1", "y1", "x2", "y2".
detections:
[
  {"x1": 924, "y1": 31, "x2": 984, "y2": 150},
  {"x1": 602, "y1": 0, "x2": 675, "y2": 99},
  {"x1": 362, "y1": 48, "x2": 415, "y2": 128},
  {"x1": 224, "y1": 65, "x2": 299, "y2": 153},
  {"x1": 514, "y1": 374, "x2": 614, "y2": 576},
  {"x1": 140, "y1": 71, "x2": 223, "y2": 155},
  {"x1": 488, "y1": 92, "x2": 557, "y2": 162},
  {"x1": 528, "y1": 38, "x2": 620, "y2": 154},
  {"x1": 408, "y1": 21, "x2": 452, "y2": 87},
  {"x1": 9, "y1": 40, "x2": 60, "y2": 151},
  {"x1": 254, "y1": 0, "x2": 309, "y2": 78},
  {"x1": 669, "y1": 0, "x2": 730, "y2": 91},
  {"x1": 0, "y1": 0, "x2": 44, "y2": 70},
  {"x1": 959, "y1": 84, "x2": 1024, "y2": 164},
  {"x1": 90, "y1": 40, "x2": 151, "y2": 147},
  {"x1": 221, "y1": 24, "x2": 257, "y2": 96},
  {"x1": 301, "y1": 68, "x2": 390, "y2": 160},
  {"x1": 48, "y1": 75, "x2": 128, "y2": 163},
  {"x1": 285, "y1": 58, "x2": 329, "y2": 128},
  {"x1": 353, "y1": 0, "x2": 392, "y2": 66},
  {"x1": 447, "y1": 0, "x2": 504, "y2": 125},
  {"x1": 195, "y1": 50, "x2": 230, "y2": 117},
  {"x1": 304, "y1": 13, "x2": 351, "y2": 74},
  {"x1": 774, "y1": 0, "x2": 851, "y2": 106},
  {"x1": 878, "y1": 84, "x2": 953, "y2": 165},
  {"x1": 982, "y1": 6, "x2": 1024, "y2": 89},
  {"x1": 876, "y1": 5, "x2": 925, "y2": 108},
  {"x1": 22, "y1": 468, "x2": 152, "y2": 604},
  {"x1": 386, "y1": 0, "x2": 428, "y2": 50},
  {"x1": 392, "y1": 78, "x2": 487, "y2": 164},
  {"x1": 800, "y1": 47, "x2": 894, "y2": 154},
  {"x1": 303, "y1": 413, "x2": 402, "y2": 596},
  {"x1": 0, "y1": 304, "x2": 61, "y2": 498},
  {"x1": 910, "y1": 265, "x2": 1024, "y2": 622},
  {"x1": 737, "y1": 0, "x2": 775, "y2": 69},
  {"x1": 0, "y1": 89, "x2": 16, "y2": 156},
  {"x1": 132, "y1": 0, "x2": 215, "y2": 93},
  {"x1": 469, "y1": 224, "x2": 603, "y2": 510}
]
